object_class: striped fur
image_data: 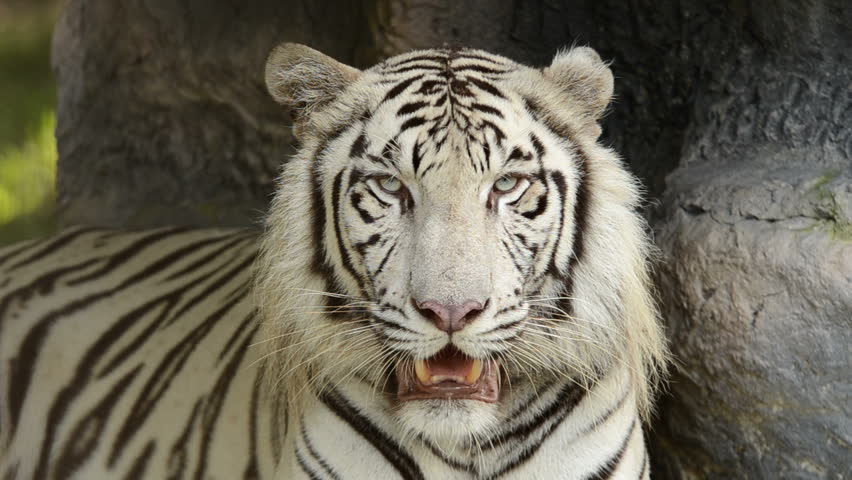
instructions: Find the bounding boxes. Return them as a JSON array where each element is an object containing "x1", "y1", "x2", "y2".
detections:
[{"x1": 1, "y1": 44, "x2": 667, "y2": 479}]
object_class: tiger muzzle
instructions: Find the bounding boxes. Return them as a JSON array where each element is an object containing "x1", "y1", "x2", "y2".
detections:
[{"x1": 396, "y1": 346, "x2": 500, "y2": 403}]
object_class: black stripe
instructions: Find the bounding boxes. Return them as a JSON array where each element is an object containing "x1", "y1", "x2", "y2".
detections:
[
  {"x1": 501, "y1": 238, "x2": 525, "y2": 274},
  {"x1": 364, "y1": 187, "x2": 391, "y2": 208},
  {"x1": 412, "y1": 141, "x2": 423, "y2": 174},
  {"x1": 320, "y1": 389, "x2": 425, "y2": 480},
  {"x1": 296, "y1": 449, "x2": 323, "y2": 480},
  {"x1": 122, "y1": 440, "x2": 156, "y2": 480},
  {"x1": 351, "y1": 192, "x2": 378, "y2": 224},
  {"x1": 98, "y1": 258, "x2": 253, "y2": 378},
  {"x1": 5, "y1": 226, "x2": 101, "y2": 270},
  {"x1": 417, "y1": 79, "x2": 444, "y2": 95},
  {"x1": 243, "y1": 374, "x2": 262, "y2": 480},
  {"x1": 466, "y1": 76, "x2": 505, "y2": 99},
  {"x1": 470, "y1": 103, "x2": 504, "y2": 118},
  {"x1": 191, "y1": 324, "x2": 259, "y2": 480},
  {"x1": 349, "y1": 132, "x2": 368, "y2": 159},
  {"x1": 480, "y1": 119, "x2": 506, "y2": 144},
  {"x1": 585, "y1": 418, "x2": 637, "y2": 480},
  {"x1": 520, "y1": 191, "x2": 549, "y2": 219},
  {"x1": 485, "y1": 380, "x2": 593, "y2": 478},
  {"x1": 570, "y1": 154, "x2": 591, "y2": 271},
  {"x1": 530, "y1": 133, "x2": 545, "y2": 158},
  {"x1": 384, "y1": 55, "x2": 448, "y2": 69},
  {"x1": 397, "y1": 101, "x2": 429, "y2": 117},
  {"x1": 7, "y1": 231, "x2": 238, "y2": 442},
  {"x1": 52, "y1": 365, "x2": 142, "y2": 478},
  {"x1": 545, "y1": 170, "x2": 567, "y2": 276},
  {"x1": 67, "y1": 227, "x2": 191, "y2": 285},
  {"x1": 164, "y1": 233, "x2": 253, "y2": 281},
  {"x1": 387, "y1": 63, "x2": 443, "y2": 74},
  {"x1": 331, "y1": 170, "x2": 367, "y2": 294},
  {"x1": 453, "y1": 64, "x2": 510, "y2": 75},
  {"x1": 399, "y1": 116, "x2": 428, "y2": 133},
  {"x1": 310, "y1": 122, "x2": 351, "y2": 294},
  {"x1": 302, "y1": 423, "x2": 342, "y2": 480},
  {"x1": 382, "y1": 76, "x2": 421, "y2": 103},
  {"x1": 107, "y1": 291, "x2": 251, "y2": 465},
  {"x1": 217, "y1": 310, "x2": 257, "y2": 364},
  {"x1": 166, "y1": 398, "x2": 203, "y2": 479},
  {"x1": 373, "y1": 240, "x2": 397, "y2": 277},
  {"x1": 354, "y1": 233, "x2": 381, "y2": 257}
]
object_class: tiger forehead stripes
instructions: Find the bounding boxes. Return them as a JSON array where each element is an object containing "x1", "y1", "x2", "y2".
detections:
[{"x1": 0, "y1": 43, "x2": 667, "y2": 479}]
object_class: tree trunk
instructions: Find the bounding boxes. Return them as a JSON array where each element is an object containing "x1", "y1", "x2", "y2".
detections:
[{"x1": 52, "y1": 0, "x2": 851, "y2": 478}]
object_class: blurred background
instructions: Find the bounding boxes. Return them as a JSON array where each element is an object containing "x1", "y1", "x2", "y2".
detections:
[{"x1": 0, "y1": 0, "x2": 60, "y2": 245}]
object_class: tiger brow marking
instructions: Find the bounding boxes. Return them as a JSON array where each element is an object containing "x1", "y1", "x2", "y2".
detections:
[
  {"x1": 387, "y1": 63, "x2": 443, "y2": 75},
  {"x1": 310, "y1": 122, "x2": 354, "y2": 309},
  {"x1": 331, "y1": 170, "x2": 368, "y2": 296},
  {"x1": 523, "y1": 96, "x2": 593, "y2": 308},
  {"x1": 381, "y1": 76, "x2": 421, "y2": 103}
]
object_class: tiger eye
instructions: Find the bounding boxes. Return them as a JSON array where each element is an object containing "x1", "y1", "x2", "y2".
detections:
[
  {"x1": 379, "y1": 176, "x2": 403, "y2": 193},
  {"x1": 493, "y1": 175, "x2": 519, "y2": 193}
]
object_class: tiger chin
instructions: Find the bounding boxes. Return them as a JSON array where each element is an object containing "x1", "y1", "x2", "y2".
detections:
[{"x1": 255, "y1": 42, "x2": 669, "y2": 478}]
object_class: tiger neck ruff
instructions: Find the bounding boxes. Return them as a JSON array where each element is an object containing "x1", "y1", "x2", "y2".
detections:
[
  {"x1": 0, "y1": 43, "x2": 667, "y2": 479},
  {"x1": 255, "y1": 43, "x2": 668, "y2": 478}
]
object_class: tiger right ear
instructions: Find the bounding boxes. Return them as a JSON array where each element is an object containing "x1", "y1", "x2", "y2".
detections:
[
  {"x1": 542, "y1": 47, "x2": 614, "y2": 135},
  {"x1": 265, "y1": 43, "x2": 361, "y2": 124}
]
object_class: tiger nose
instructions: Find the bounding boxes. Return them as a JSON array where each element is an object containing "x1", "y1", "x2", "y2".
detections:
[{"x1": 415, "y1": 299, "x2": 486, "y2": 333}]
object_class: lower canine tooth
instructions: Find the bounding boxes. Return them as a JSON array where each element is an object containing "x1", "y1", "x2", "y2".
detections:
[
  {"x1": 414, "y1": 359, "x2": 430, "y2": 384},
  {"x1": 466, "y1": 359, "x2": 483, "y2": 384}
]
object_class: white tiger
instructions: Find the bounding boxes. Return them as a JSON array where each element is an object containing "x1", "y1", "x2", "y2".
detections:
[{"x1": 0, "y1": 43, "x2": 668, "y2": 479}]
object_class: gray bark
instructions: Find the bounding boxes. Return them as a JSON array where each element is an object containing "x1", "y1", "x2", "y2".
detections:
[
  {"x1": 52, "y1": 0, "x2": 375, "y2": 228},
  {"x1": 52, "y1": 0, "x2": 851, "y2": 477}
]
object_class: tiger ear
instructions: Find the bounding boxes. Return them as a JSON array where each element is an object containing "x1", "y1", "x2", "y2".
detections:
[
  {"x1": 542, "y1": 47, "x2": 614, "y2": 135},
  {"x1": 265, "y1": 43, "x2": 361, "y2": 125}
]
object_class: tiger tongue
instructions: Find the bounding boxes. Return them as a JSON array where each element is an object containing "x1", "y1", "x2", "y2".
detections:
[{"x1": 425, "y1": 347, "x2": 475, "y2": 381}]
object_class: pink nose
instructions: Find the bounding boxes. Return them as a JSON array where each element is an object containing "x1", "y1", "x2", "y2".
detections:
[{"x1": 415, "y1": 299, "x2": 485, "y2": 333}]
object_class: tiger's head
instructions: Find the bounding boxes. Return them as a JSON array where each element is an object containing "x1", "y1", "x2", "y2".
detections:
[{"x1": 256, "y1": 43, "x2": 666, "y2": 445}]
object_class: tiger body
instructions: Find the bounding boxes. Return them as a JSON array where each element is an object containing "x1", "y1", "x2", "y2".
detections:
[
  {"x1": 1, "y1": 43, "x2": 666, "y2": 479},
  {"x1": 0, "y1": 228, "x2": 277, "y2": 479}
]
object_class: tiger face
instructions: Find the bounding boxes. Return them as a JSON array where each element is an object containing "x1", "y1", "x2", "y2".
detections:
[{"x1": 258, "y1": 44, "x2": 663, "y2": 446}]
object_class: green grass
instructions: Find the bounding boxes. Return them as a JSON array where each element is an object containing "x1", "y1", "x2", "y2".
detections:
[{"x1": 0, "y1": 2, "x2": 60, "y2": 245}]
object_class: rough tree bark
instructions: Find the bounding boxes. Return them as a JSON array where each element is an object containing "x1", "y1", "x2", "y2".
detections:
[
  {"x1": 52, "y1": 0, "x2": 851, "y2": 478},
  {"x1": 52, "y1": 0, "x2": 376, "y2": 228}
]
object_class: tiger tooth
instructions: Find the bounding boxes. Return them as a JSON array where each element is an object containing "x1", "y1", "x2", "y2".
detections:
[
  {"x1": 414, "y1": 359, "x2": 431, "y2": 385},
  {"x1": 465, "y1": 359, "x2": 483, "y2": 384}
]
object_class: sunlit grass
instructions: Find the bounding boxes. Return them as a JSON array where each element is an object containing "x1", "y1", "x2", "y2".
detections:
[
  {"x1": 0, "y1": 111, "x2": 56, "y2": 224},
  {"x1": 0, "y1": 1, "x2": 60, "y2": 245}
]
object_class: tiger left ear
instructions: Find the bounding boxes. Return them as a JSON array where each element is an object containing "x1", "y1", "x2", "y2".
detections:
[
  {"x1": 265, "y1": 43, "x2": 361, "y2": 128},
  {"x1": 542, "y1": 47, "x2": 614, "y2": 136}
]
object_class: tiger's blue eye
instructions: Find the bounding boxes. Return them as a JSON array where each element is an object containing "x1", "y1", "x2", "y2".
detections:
[
  {"x1": 378, "y1": 176, "x2": 402, "y2": 193},
  {"x1": 493, "y1": 175, "x2": 519, "y2": 193}
]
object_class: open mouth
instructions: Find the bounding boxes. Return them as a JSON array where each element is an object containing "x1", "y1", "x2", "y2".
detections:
[{"x1": 396, "y1": 346, "x2": 500, "y2": 403}]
